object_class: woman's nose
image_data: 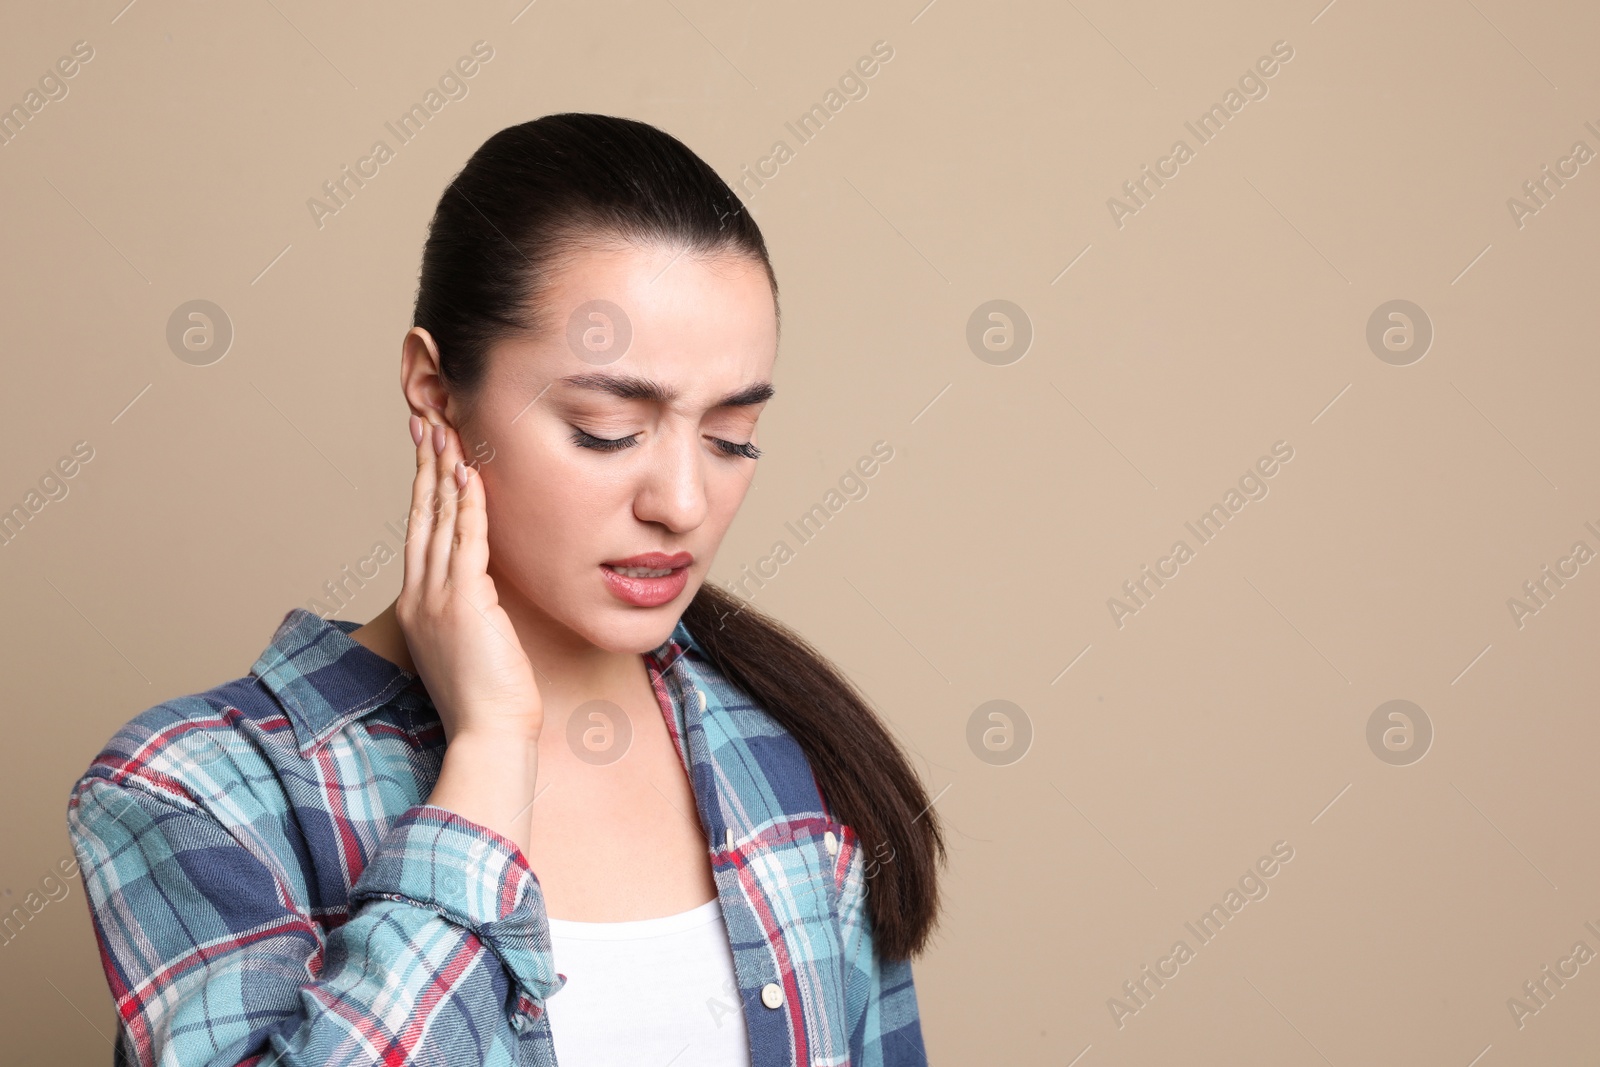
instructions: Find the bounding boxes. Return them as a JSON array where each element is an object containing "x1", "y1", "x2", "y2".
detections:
[{"x1": 632, "y1": 432, "x2": 709, "y2": 532}]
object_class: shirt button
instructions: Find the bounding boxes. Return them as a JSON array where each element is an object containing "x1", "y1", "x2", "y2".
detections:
[
  {"x1": 696, "y1": 688, "x2": 708, "y2": 712},
  {"x1": 725, "y1": 827, "x2": 736, "y2": 850},
  {"x1": 761, "y1": 982, "x2": 784, "y2": 1009},
  {"x1": 824, "y1": 830, "x2": 838, "y2": 855}
]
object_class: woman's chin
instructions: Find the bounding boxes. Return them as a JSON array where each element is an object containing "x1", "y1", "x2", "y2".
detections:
[{"x1": 562, "y1": 604, "x2": 681, "y2": 656}]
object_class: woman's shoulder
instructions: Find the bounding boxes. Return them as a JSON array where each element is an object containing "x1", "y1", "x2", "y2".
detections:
[
  {"x1": 69, "y1": 608, "x2": 340, "y2": 810},
  {"x1": 70, "y1": 671, "x2": 283, "y2": 810},
  {"x1": 668, "y1": 622, "x2": 864, "y2": 890},
  {"x1": 666, "y1": 628, "x2": 821, "y2": 794}
]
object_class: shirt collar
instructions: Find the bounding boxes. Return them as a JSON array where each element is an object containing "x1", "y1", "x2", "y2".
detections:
[{"x1": 250, "y1": 607, "x2": 704, "y2": 756}]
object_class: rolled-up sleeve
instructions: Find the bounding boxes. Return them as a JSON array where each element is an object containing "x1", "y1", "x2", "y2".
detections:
[
  {"x1": 349, "y1": 804, "x2": 566, "y2": 1006},
  {"x1": 68, "y1": 775, "x2": 560, "y2": 1067}
]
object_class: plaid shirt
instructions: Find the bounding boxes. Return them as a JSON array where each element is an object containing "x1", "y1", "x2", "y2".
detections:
[{"x1": 67, "y1": 607, "x2": 927, "y2": 1066}]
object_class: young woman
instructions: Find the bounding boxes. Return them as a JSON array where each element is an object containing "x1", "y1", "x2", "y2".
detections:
[{"x1": 68, "y1": 113, "x2": 944, "y2": 1067}]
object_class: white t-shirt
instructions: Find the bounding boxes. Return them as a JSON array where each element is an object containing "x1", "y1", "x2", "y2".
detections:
[{"x1": 544, "y1": 896, "x2": 753, "y2": 1066}]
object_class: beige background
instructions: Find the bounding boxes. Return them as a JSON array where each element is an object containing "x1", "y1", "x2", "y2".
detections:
[{"x1": 3, "y1": 0, "x2": 1598, "y2": 1063}]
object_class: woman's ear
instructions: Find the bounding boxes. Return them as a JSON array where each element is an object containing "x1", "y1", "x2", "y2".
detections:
[{"x1": 400, "y1": 327, "x2": 451, "y2": 425}]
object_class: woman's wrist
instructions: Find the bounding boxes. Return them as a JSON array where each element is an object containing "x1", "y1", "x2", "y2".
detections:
[{"x1": 426, "y1": 730, "x2": 542, "y2": 860}]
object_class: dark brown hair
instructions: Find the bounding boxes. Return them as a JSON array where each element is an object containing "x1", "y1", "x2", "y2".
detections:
[{"x1": 413, "y1": 113, "x2": 944, "y2": 960}]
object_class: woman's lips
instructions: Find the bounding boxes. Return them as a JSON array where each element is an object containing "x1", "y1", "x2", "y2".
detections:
[
  {"x1": 599, "y1": 552, "x2": 693, "y2": 607},
  {"x1": 602, "y1": 551, "x2": 694, "y2": 569}
]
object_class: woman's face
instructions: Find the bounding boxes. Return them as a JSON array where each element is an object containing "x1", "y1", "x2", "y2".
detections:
[{"x1": 458, "y1": 241, "x2": 777, "y2": 655}]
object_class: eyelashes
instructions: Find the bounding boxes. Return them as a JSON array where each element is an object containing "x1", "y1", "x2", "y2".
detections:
[
  {"x1": 569, "y1": 427, "x2": 634, "y2": 453},
  {"x1": 569, "y1": 427, "x2": 762, "y2": 460}
]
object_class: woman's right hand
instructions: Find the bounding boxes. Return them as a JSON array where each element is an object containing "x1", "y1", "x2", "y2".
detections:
[
  {"x1": 399, "y1": 414, "x2": 544, "y2": 747},
  {"x1": 402, "y1": 414, "x2": 545, "y2": 856}
]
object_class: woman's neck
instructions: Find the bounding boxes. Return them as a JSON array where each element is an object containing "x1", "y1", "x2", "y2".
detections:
[{"x1": 348, "y1": 600, "x2": 417, "y2": 673}]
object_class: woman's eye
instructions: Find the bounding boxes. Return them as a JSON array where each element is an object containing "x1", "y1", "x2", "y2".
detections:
[
  {"x1": 570, "y1": 426, "x2": 760, "y2": 460},
  {"x1": 570, "y1": 427, "x2": 638, "y2": 452},
  {"x1": 713, "y1": 438, "x2": 762, "y2": 460}
]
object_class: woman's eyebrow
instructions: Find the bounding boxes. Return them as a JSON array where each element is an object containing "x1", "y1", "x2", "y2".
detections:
[{"x1": 556, "y1": 373, "x2": 774, "y2": 408}]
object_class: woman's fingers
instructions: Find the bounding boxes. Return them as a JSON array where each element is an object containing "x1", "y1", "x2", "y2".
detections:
[
  {"x1": 426, "y1": 422, "x2": 461, "y2": 596},
  {"x1": 403, "y1": 417, "x2": 485, "y2": 606},
  {"x1": 402, "y1": 414, "x2": 438, "y2": 600},
  {"x1": 449, "y1": 451, "x2": 491, "y2": 594}
]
